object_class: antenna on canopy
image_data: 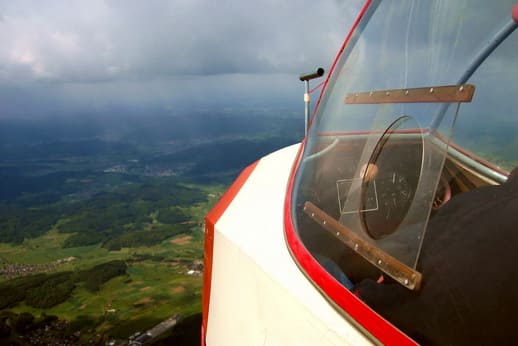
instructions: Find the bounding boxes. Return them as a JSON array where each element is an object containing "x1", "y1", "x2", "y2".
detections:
[{"x1": 300, "y1": 67, "x2": 325, "y2": 135}]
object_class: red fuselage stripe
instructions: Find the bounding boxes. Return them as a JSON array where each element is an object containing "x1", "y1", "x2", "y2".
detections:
[
  {"x1": 310, "y1": 0, "x2": 373, "y2": 126},
  {"x1": 284, "y1": 1, "x2": 418, "y2": 344}
]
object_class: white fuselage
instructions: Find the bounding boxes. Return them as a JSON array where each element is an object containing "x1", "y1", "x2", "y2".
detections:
[{"x1": 204, "y1": 144, "x2": 372, "y2": 345}]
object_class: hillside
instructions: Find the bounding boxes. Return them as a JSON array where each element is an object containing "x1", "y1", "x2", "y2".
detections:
[{"x1": 0, "y1": 111, "x2": 301, "y2": 343}]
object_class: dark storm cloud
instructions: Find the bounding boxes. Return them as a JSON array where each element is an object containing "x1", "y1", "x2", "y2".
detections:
[
  {"x1": 0, "y1": 0, "x2": 362, "y2": 117},
  {"x1": 0, "y1": 0, "x2": 360, "y2": 83}
]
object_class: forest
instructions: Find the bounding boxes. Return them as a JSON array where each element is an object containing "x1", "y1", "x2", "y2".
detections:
[
  {"x1": 0, "y1": 260, "x2": 127, "y2": 310},
  {"x1": 0, "y1": 178, "x2": 205, "y2": 247},
  {"x1": 0, "y1": 111, "x2": 302, "y2": 343}
]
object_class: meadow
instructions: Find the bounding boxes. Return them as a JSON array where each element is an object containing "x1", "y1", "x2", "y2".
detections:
[
  {"x1": 0, "y1": 111, "x2": 300, "y2": 343},
  {"x1": 0, "y1": 182, "x2": 224, "y2": 341}
]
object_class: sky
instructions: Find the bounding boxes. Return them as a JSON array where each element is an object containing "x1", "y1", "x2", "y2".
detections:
[{"x1": 0, "y1": 0, "x2": 361, "y2": 119}]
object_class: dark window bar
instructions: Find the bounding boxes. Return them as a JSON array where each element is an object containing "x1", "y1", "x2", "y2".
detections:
[{"x1": 303, "y1": 201, "x2": 422, "y2": 290}]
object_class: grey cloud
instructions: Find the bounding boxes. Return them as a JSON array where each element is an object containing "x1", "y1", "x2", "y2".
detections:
[
  {"x1": 0, "y1": 0, "x2": 360, "y2": 83},
  {"x1": 0, "y1": 0, "x2": 362, "y2": 118}
]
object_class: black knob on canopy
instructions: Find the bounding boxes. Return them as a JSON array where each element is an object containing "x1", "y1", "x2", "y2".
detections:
[{"x1": 299, "y1": 67, "x2": 325, "y2": 81}]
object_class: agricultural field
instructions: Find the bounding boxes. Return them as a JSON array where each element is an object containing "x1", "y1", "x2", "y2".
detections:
[
  {"x1": 0, "y1": 111, "x2": 300, "y2": 344},
  {"x1": 0, "y1": 177, "x2": 224, "y2": 343}
]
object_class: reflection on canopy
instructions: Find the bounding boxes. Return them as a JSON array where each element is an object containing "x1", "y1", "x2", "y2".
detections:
[{"x1": 290, "y1": 0, "x2": 518, "y2": 343}]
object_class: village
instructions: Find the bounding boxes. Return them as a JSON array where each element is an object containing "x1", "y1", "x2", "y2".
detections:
[{"x1": 0, "y1": 257, "x2": 77, "y2": 280}]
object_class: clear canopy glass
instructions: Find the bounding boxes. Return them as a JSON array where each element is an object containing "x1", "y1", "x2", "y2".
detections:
[{"x1": 290, "y1": 1, "x2": 518, "y2": 344}]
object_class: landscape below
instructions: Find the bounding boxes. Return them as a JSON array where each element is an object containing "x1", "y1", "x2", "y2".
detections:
[{"x1": 0, "y1": 110, "x2": 302, "y2": 345}]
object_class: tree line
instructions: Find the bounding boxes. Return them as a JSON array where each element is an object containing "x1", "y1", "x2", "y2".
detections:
[
  {"x1": 0, "y1": 178, "x2": 204, "y2": 247},
  {"x1": 0, "y1": 260, "x2": 127, "y2": 310}
]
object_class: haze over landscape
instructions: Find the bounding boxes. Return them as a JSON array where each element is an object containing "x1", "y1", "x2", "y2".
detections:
[{"x1": 0, "y1": 0, "x2": 360, "y2": 344}]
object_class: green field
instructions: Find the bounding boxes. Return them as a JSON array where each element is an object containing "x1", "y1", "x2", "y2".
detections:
[
  {"x1": 0, "y1": 182, "x2": 225, "y2": 340},
  {"x1": 0, "y1": 107, "x2": 302, "y2": 345}
]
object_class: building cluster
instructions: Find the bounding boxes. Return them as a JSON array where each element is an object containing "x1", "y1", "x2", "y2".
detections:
[
  {"x1": 0, "y1": 263, "x2": 57, "y2": 279},
  {"x1": 0, "y1": 257, "x2": 77, "y2": 279},
  {"x1": 125, "y1": 314, "x2": 180, "y2": 346},
  {"x1": 186, "y1": 260, "x2": 203, "y2": 276},
  {"x1": 19, "y1": 319, "x2": 103, "y2": 345},
  {"x1": 103, "y1": 164, "x2": 178, "y2": 177}
]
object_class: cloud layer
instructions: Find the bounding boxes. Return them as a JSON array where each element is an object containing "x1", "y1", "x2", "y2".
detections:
[{"x1": 0, "y1": 0, "x2": 361, "y2": 117}]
